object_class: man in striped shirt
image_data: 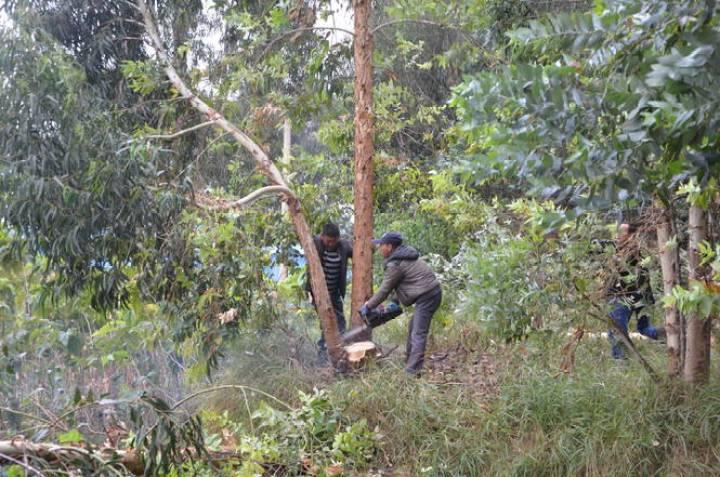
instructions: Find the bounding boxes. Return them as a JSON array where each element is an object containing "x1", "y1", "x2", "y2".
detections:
[{"x1": 306, "y1": 223, "x2": 353, "y2": 363}]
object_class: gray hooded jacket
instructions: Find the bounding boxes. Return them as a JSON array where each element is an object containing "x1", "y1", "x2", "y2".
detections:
[{"x1": 365, "y1": 245, "x2": 440, "y2": 308}]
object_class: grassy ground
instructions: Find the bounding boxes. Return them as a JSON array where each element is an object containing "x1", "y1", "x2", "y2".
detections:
[{"x1": 208, "y1": 315, "x2": 720, "y2": 476}]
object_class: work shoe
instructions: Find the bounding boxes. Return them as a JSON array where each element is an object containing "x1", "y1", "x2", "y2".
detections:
[
  {"x1": 655, "y1": 327, "x2": 667, "y2": 343},
  {"x1": 404, "y1": 368, "x2": 422, "y2": 379}
]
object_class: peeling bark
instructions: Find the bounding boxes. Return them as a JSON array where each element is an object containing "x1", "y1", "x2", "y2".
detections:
[
  {"x1": 350, "y1": 0, "x2": 375, "y2": 330},
  {"x1": 684, "y1": 205, "x2": 711, "y2": 384},
  {"x1": 655, "y1": 201, "x2": 682, "y2": 377}
]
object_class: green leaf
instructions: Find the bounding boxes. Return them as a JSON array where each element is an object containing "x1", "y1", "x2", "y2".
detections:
[
  {"x1": 58, "y1": 429, "x2": 84, "y2": 444},
  {"x1": 6, "y1": 465, "x2": 26, "y2": 477},
  {"x1": 267, "y1": 7, "x2": 289, "y2": 28}
]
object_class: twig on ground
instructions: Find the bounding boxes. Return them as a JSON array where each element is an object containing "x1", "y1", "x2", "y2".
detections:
[
  {"x1": 575, "y1": 286, "x2": 659, "y2": 380},
  {"x1": 0, "y1": 450, "x2": 47, "y2": 477}
]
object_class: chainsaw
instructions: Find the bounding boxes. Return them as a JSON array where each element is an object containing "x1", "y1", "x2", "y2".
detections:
[{"x1": 341, "y1": 302, "x2": 403, "y2": 343}]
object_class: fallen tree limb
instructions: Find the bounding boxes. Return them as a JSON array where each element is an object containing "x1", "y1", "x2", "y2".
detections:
[
  {"x1": 0, "y1": 439, "x2": 143, "y2": 475},
  {"x1": 0, "y1": 439, "x2": 258, "y2": 476},
  {"x1": 0, "y1": 449, "x2": 47, "y2": 476}
]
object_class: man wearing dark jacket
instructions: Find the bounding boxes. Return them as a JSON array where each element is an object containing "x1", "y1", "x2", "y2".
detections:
[
  {"x1": 306, "y1": 223, "x2": 353, "y2": 360},
  {"x1": 362, "y1": 232, "x2": 441, "y2": 375}
]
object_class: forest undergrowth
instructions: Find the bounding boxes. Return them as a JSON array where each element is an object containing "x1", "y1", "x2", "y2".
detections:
[{"x1": 201, "y1": 316, "x2": 720, "y2": 477}]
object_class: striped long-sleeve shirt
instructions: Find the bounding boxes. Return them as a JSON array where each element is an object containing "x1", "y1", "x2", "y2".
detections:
[{"x1": 322, "y1": 249, "x2": 342, "y2": 293}]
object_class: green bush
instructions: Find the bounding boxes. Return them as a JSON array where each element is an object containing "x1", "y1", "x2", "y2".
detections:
[
  {"x1": 458, "y1": 200, "x2": 607, "y2": 342},
  {"x1": 202, "y1": 389, "x2": 377, "y2": 477}
]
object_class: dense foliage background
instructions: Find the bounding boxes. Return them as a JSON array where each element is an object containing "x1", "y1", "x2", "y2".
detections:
[{"x1": 2, "y1": 0, "x2": 720, "y2": 475}]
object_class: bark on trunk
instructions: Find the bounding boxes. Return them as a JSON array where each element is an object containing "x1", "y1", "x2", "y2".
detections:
[
  {"x1": 278, "y1": 118, "x2": 291, "y2": 281},
  {"x1": 684, "y1": 205, "x2": 711, "y2": 384},
  {"x1": 288, "y1": 197, "x2": 344, "y2": 364},
  {"x1": 138, "y1": 0, "x2": 344, "y2": 365},
  {"x1": 350, "y1": 0, "x2": 375, "y2": 330},
  {"x1": 655, "y1": 201, "x2": 682, "y2": 377}
]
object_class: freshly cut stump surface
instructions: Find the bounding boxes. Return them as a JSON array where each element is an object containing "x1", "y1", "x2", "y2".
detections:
[{"x1": 344, "y1": 341, "x2": 378, "y2": 369}]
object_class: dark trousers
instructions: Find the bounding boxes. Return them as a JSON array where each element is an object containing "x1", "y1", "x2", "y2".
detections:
[
  {"x1": 406, "y1": 286, "x2": 442, "y2": 374},
  {"x1": 608, "y1": 301, "x2": 658, "y2": 359},
  {"x1": 318, "y1": 290, "x2": 346, "y2": 352}
]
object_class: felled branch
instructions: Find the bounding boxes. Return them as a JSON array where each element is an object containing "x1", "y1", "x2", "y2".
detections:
[
  {"x1": 0, "y1": 450, "x2": 46, "y2": 477},
  {"x1": 0, "y1": 440, "x2": 143, "y2": 476}
]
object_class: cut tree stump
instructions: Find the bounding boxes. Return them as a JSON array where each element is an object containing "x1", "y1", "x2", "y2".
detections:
[{"x1": 343, "y1": 341, "x2": 379, "y2": 370}]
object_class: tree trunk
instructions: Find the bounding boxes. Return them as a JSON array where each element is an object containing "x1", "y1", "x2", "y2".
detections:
[
  {"x1": 350, "y1": 0, "x2": 375, "y2": 330},
  {"x1": 683, "y1": 204, "x2": 712, "y2": 384},
  {"x1": 138, "y1": 0, "x2": 344, "y2": 366},
  {"x1": 278, "y1": 118, "x2": 291, "y2": 281},
  {"x1": 655, "y1": 201, "x2": 682, "y2": 377},
  {"x1": 288, "y1": 198, "x2": 344, "y2": 364}
]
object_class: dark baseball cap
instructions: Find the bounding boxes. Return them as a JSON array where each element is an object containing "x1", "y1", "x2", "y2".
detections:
[{"x1": 372, "y1": 232, "x2": 403, "y2": 246}]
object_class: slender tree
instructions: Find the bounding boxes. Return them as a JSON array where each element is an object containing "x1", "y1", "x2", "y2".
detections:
[
  {"x1": 350, "y1": 0, "x2": 375, "y2": 326},
  {"x1": 655, "y1": 200, "x2": 682, "y2": 377},
  {"x1": 684, "y1": 204, "x2": 712, "y2": 383},
  {"x1": 137, "y1": 0, "x2": 346, "y2": 367}
]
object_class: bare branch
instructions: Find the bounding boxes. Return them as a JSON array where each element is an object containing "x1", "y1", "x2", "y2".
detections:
[
  {"x1": 170, "y1": 384, "x2": 292, "y2": 411},
  {"x1": 260, "y1": 26, "x2": 354, "y2": 58},
  {"x1": 194, "y1": 186, "x2": 293, "y2": 211},
  {"x1": 0, "y1": 406, "x2": 54, "y2": 428},
  {"x1": 371, "y1": 19, "x2": 465, "y2": 35},
  {"x1": 144, "y1": 120, "x2": 216, "y2": 140},
  {"x1": 370, "y1": 18, "x2": 487, "y2": 50},
  {"x1": 136, "y1": 0, "x2": 288, "y2": 188}
]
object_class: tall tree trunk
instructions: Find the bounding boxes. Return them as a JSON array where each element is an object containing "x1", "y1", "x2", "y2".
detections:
[
  {"x1": 350, "y1": 0, "x2": 375, "y2": 328},
  {"x1": 683, "y1": 204, "x2": 712, "y2": 384},
  {"x1": 138, "y1": 0, "x2": 344, "y2": 365},
  {"x1": 655, "y1": 200, "x2": 682, "y2": 377},
  {"x1": 278, "y1": 118, "x2": 291, "y2": 281}
]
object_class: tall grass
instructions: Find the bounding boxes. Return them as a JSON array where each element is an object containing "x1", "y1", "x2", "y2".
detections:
[
  {"x1": 209, "y1": 318, "x2": 720, "y2": 476},
  {"x1": 328, "y1": 337, "x2": 720, "y2": 476}
]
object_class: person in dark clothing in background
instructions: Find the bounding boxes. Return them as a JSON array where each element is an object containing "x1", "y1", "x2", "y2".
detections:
[
  {"x1": 306, "y1": 223, "x2": 352, "y2": 362},
  {"x1": 602, "y1": 222, "x2": 664, "y2": 359},
  {"x1": 361, "y1": 232, "x2": 442, "y2": 375}
]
